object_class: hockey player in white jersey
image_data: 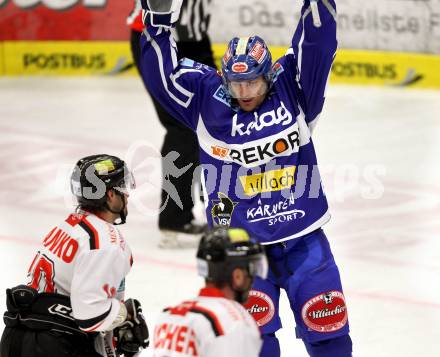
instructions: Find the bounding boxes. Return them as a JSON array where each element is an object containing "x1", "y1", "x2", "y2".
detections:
[
  {"x1": 153, "y1": 227, "x2": 266, "y2": 357},
  {"x1": 0, "y1": 154, "x2": 149, "y2": 357}
]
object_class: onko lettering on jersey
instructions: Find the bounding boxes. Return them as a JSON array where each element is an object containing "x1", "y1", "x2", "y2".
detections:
[
  {"x1": 43, "y1": 228, "x2": 79, "y2": 263},
  {"x1": 154, "y1": 323, "x2": 199, "y2": 356},
  {"x1": 239, "y1": 166, "x2": 296, "y2": 196}
]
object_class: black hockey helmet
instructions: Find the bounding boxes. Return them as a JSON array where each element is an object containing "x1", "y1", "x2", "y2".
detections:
[
  {"x1": 196, "y1": 227, "x2": 267, "y2": 285},
  {"x1": 70, "y1": 154, "x2": 135, "y2": 215}
]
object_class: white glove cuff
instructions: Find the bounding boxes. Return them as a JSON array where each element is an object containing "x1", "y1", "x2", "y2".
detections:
[{"x1": 105, "y1": 301, "x2": 128, "y2": 331}]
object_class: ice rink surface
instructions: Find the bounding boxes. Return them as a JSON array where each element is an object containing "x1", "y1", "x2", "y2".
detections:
[{"x1": 0, "y1": 77, "x2": 439, "y2": 356}]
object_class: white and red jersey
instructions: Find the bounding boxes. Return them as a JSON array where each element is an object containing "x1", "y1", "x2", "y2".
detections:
[
  {"x1": 153, "y1": 287, "x2": 262, "y2": 357},
  {"x1": 26, "y1": 211, "x2": 133, "y2": 333}
]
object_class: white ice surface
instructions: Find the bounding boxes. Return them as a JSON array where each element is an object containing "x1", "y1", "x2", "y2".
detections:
[{"x1": 0, "y1": 77, "x2": 439, "y2": 356}]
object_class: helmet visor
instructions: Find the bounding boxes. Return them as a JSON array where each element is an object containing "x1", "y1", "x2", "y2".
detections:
[
  {"x1": 226, "y1": 78, "x2": 268, "y2": 99},
  {"x1": 248, "y1": 254, "x2": 268, "y2": 280},
  {"x1": 113, "y1": 170, "x2": 136, "y2": 195}
]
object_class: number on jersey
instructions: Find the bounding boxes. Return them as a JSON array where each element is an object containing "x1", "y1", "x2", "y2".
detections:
[{"x1": 27, "y1": 252, "x2": 56, "y2": 293}]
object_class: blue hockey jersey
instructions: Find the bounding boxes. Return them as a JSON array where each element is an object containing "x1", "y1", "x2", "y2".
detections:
[{"x1": 139, "y1": 0, "x2": 338, "y2": 245}]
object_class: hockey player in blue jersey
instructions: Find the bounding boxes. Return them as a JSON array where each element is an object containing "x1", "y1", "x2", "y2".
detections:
[{"x1": 138, "y1": 0, "x2": 352, "y2": 356}]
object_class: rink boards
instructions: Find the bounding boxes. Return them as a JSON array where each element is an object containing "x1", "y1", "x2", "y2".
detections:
[{"x1": 0, "y1": 41, "x2": 439, "y2": 89}]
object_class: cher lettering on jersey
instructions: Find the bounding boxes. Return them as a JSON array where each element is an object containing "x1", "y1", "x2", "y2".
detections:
[
  {"x1": 239, "y1": 166, "x2": 296, "y2": 196},
  {"x1": 43, "y1": 227, "x2": 79, "y2": 263},
  {"x1": 154, "y1": 323, "x2": 199, "y2": 356}
]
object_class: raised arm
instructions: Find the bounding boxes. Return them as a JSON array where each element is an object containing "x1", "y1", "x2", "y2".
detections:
[
  {"x1": 286, "y1": 0, "x2": 338, "y2": 132},
  {"x1": 139, "y1": 0, "x2": 215, "y2": 130}
]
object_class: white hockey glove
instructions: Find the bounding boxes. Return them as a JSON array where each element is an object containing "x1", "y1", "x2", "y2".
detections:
[
  {"x1": 141, "y1": 0, "x2": 183, "y2": 28},
  {"x1": 114, "y1": 299, "x2": 149, "y2": 357}
]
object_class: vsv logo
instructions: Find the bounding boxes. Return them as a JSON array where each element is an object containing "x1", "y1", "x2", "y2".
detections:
[
  {"x1": 211, "y1": 192, "x2": 238, "y2": 227},
  {"x1": 231, "y1": 101, "x2": 293, "y2": 137}
]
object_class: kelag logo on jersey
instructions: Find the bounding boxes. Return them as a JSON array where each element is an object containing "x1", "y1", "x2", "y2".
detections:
[
  {"x1": 246, "y1": 193, "x2": 305, "y2": 226},
  {"x1": 231, "y1": 101, "x2": 293, "y2": 137},
  {"x1": 239, "y1": 166, "x2": 296, "y2": 196},
  {"x1": 211, "y1": 192, "x2": 238, "y2": 227}
]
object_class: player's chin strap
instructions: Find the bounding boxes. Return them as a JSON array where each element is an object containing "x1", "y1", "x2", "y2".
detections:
[
  {"x1": 233, "y1": 289, "x2": 248, "y2": 304},
  {"x1": 106, "y1": 189, "x2": 127, "y2": 225}
]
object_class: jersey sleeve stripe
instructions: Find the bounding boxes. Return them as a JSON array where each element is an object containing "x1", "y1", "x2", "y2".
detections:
[
  {"x1": 144, "y1": 30, "x2": 195, "y2": 108},
  {"x1": 189, "y1": 306, "x2": 224, "y2": 336},
  {"x1": 75, "y1": 306, "x2": 111, "y2": 331},
  {"x1": 79, "y1": 320, "x2": 105, "y2": 333},
  {"x1": 78, "y1": 219, "x2": 100, "y2": 250}
]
